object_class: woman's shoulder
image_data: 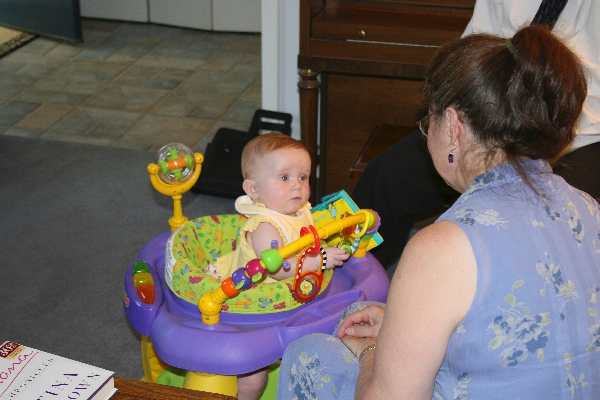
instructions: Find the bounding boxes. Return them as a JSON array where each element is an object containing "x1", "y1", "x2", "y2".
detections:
[
  {"x1": 399, "y1": 220, "x2": 475, "y2": 282},
  {"x1": 409, "y1": 220, "x2": 465, "y2": 246}
]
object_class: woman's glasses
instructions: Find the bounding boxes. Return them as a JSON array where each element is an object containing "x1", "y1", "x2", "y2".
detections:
[{"x1": 417, "y1": 113, "x2": 433, "y2": 138}]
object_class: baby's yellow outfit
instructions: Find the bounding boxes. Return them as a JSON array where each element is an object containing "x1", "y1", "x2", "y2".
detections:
[{"x1": 212, "y1": 195, "x2": 313, "y2": 283}]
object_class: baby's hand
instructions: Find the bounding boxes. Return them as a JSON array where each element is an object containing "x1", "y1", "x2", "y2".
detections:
[{"x1": 324, "y1": 246, "x2": 350, "y2": 269}]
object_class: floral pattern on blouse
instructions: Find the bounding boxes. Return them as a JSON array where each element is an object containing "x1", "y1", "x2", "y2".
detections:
[
  {"x1": 586, "y1": 286, "x2": 600, "y2": 355},
  {"x1": 486, "y1": 255, "x2": 600, "y2": 397},
  {"x1": 537, "y1": 252, "x2": 578, "y2": 304},
  {"x1": 488, "y1": 280, "x2": 552, "y2": 367},
  {"x1": 454, "y1": 209, "x2": 510, "y2": 228},
  {"x1": 453, "y1": 373, "x2": 471, "y2": 400}
]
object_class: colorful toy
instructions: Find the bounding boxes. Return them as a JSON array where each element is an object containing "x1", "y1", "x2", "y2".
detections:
[
  {"x1": 156, "y1": 143, "x2": 195, "y2": 184},
  {"x1": 293, "y1": 225, "x2": 324, "y2": 301},
  {"x1": 122, "y1": 144, "x2": 390, "y2": 397},
  {"x1": 147, "y1": 143, "x2": 203, "y2": 232},
  {"x1": 132, "y1": 260, "x2": 155, "y2": 304},
  {"x1": 197, "y1": 209, "x2": 380, "y2": 324}
]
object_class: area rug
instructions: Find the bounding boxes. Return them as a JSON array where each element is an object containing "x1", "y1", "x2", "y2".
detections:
[
  {"x1": 0, "y1": 135, "x2": 236, "y2": 379},
  {"x1": 0, "y1": 26, "x2": 36, "y2": 57}
]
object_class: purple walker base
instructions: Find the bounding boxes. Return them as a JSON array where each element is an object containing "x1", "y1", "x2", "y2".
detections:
[{"x1": 123, "y1": 231, "x2": 390, "y2": 375}]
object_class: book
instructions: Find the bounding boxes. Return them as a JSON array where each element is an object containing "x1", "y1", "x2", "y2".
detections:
[
  {"x1": 0, "y1": 341, "x2": 116, "y2": 400},
  {"x1": 311, "y1": 190, "x2": 383, "y2": 252}
]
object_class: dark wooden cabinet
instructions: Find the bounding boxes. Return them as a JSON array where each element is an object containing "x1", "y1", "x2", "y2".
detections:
[{"x1": 298, "y1": 0, "x2": 474, "y2": 201}]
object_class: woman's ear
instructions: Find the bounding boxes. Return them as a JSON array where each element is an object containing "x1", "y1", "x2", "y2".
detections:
[
  {"x1": 445, "y1": 107, "x2": 465, "y2": 146},
  {"x1": 243, "y1": 179, "x2": 259, "y2": 199}
]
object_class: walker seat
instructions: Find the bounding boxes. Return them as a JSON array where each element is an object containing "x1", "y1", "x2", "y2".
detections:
[{"x1": 164, "y1": 214, "x2": 333, "y2": 315}]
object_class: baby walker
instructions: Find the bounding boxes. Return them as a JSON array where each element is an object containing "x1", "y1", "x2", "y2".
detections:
[{"x1": 122, "y1": 143, "x2": 390, "y2": 397}]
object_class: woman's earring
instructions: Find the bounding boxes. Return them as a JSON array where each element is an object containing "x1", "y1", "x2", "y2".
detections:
[{"x1": 448, "y1": 144, "x2": 456, "y2": 163}]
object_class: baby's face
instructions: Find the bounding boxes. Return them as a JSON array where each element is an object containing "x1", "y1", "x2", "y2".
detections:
[{"x1": 250, "y1": 147, "x2": 311, "y2": 215}]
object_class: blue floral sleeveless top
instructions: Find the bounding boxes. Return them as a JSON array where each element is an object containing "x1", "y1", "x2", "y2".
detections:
[{"x1": 435, "y1": 159, "x2": 600, "y2": 399}]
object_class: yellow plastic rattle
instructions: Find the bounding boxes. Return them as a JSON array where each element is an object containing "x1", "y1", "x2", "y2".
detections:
[{"x1": 147, "y1": 143, "x2": 204, "y2": 232}]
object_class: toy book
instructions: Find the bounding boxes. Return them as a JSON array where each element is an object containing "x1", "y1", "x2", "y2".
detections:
[
  {"x1": 0, "y1": 341, "x2": 116, "y2": 400},
  {"x1": 311, "y1": 190, "x2": 383, "y2": 252}
]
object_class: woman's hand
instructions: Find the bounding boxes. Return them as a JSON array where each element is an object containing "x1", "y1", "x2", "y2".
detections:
[
  {"x1": 337, "y1": 305, "x2": 384, "y2": 361},
  {"x1": 337, "y1": 304, "x2": 385, "y2": 339},
  {"x1": 335, "y1": 304, "x2": 385, "y2": 359}
]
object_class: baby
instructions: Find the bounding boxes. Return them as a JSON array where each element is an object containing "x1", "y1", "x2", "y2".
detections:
[{"x1": 215, "y1": 132, "x2": 349, "y2": 399}]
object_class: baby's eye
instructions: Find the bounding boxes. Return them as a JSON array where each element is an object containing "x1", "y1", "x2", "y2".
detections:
[
  {"x1": 280, "y1": 175, "x2": 289, "y2": 181},
  {"x1": 299, "y1": 175, "x2": 307, "y2": 182}
]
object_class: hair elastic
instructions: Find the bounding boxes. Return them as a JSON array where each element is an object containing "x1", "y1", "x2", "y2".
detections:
[{"x1": 505, "y1": 39, "x2": 518, "y2": 56}]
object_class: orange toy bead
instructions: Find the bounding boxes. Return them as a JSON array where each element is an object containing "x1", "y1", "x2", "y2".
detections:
[
  {"x1": 221, "y1": 277, "x2": 241, "y2": 298},
  {"x1": 167, "y1": 157, "x2": 187, "y2": 170}
]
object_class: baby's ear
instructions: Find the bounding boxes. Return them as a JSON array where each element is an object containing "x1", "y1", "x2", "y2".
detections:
[{"x1": 243, "y1": 179, "x2": 259, "y2": 199}]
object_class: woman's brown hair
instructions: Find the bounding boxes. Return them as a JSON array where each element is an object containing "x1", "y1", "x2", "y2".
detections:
[{"x1": 422, "y1": 24, "x2": 587, "y2": 174}]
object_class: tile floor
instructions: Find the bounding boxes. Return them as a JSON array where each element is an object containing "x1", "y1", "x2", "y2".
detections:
[{"x1": 0, "y1": 18, "x2": 261, "y2": 153}]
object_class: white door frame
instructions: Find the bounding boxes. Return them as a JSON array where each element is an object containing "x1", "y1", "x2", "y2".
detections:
[{"x1": 261, "y1": 0, "x2": 300, "y2": 139}]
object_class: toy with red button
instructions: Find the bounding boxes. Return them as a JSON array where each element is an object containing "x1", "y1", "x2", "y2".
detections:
[
  {"x1": 292, "y1": 225, "x2": 326, "y2": 302},
  {"x1": 132, "y1": 260, "x2": 155, "y2": 304}
]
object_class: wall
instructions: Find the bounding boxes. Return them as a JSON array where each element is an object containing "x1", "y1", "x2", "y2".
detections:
[{"x1": 261, "y1": 0, "x2": 300, "y2": 139}]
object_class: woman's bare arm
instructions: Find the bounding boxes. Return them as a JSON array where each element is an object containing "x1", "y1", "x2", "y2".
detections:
[{"x1": 356, "y1": 220, "x2": 477, "y2": 399}]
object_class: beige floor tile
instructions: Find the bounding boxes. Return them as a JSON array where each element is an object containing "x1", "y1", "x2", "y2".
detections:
[
  {"x1": 104, "y1": 52, "x2": 145, "y2": 64},
  {"x1": 183, "y1": 72, "x2": 257, "y2": 97},
  {"x1": 17, "y1": 88, "x2": 90, "y2": 106},
  {"x1": 158, "y1": 68, "x2": 195, "y2": 81},
  {"x1": 136, "y1": 54, "x2": 207, "y2": 70},
  {"x1": 66, "y1": 81, "x2": 108, "y2": 95},
  {"x1": 112, "y1": 65, "x2": 162, "y2": 87},
  {"x1": 187, "y1": 106, "x2": 227, "y2": 120},
  {"x1": 242, "y1": 86, "x2": 262, "y2": 101},
  {"x1": 200, "y1": 52, "x2": 244, "y2": 73},
  {"x1": 49, "y1": 59, "x2": 129, "y2": 82},
  {"x1": 86, "y1": 85, "x2": 169, "y2": 113},
  {"x1": 46, "y1": 44, "x2": 85, "y2": 59},
  {"x1": 119, "y1": 114, "x2": 214, "y2": 150},
  {"x1": 15, "y1": 103, "x2": 74, "y2": 131},
  {"x1": 222, "y1": 34, "x2": 261, "y2": 55},
  {"x1": 153, "y1": 90, "x2": 238, "y2": 116},
  {"x1": 4, "y1": 52, "x2": 67, "y2": 70},
  {"x1": 221, "y1": 98, "x2": 261, "y2": 124}
]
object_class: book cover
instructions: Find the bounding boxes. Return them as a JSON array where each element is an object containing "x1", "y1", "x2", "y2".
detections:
[
  {"x1": 0, "y1": 341, "x2": 116, "y2": 400},
  {"x1": 311, "y1": 190, "x2": 383, "y2": 251}
]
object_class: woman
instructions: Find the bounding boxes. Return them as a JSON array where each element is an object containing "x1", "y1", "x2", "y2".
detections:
[
  {"x1": 278, "y1": 25, "x2": 600, "y2": 399},
  {"x1": 351, "y1": 0, "x2": 600, "y2": 272}
]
